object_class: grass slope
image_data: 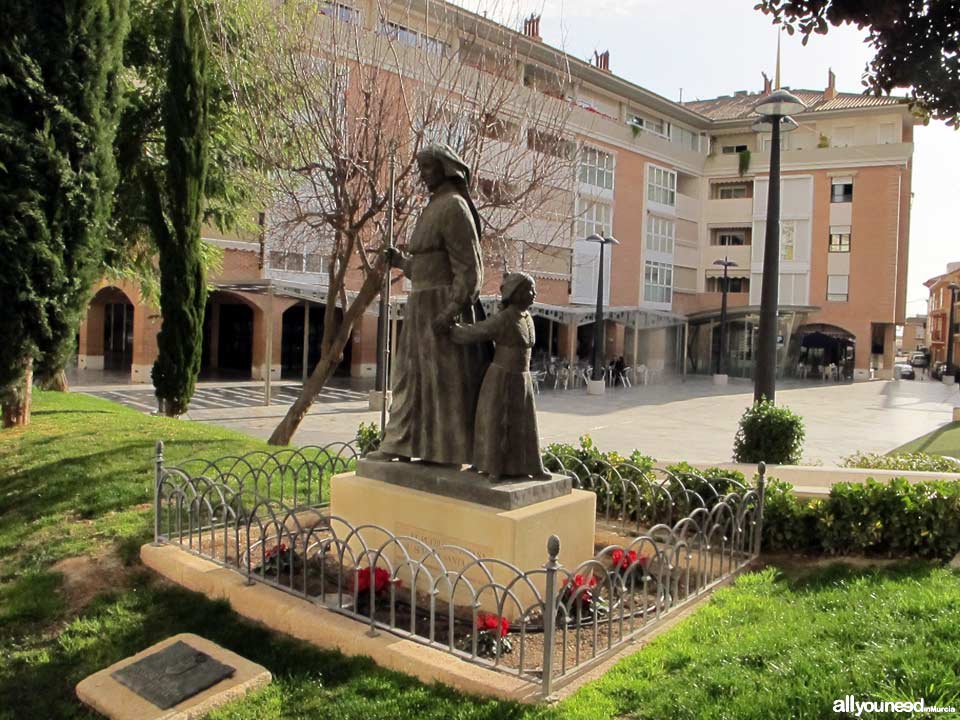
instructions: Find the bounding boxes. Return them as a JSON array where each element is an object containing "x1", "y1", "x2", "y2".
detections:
[
  {"x1": 1, "y1": 392, "x2": 958, "y2": 719},
  {"x1": 895, "y1": 421, "x2": 960, "y2": 459}
]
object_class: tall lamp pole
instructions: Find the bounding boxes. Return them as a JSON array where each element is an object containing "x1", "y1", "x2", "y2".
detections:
[
  {"x1": 751, "y1": 89, "x2": 804, "y2": 403},
  {"x1": 713, "y1": 257, "x2": 738, "y2": 377},
  {"x1": 585, "y1": 233, "x2": 619, "y2": 390},
  {"x1": 947, "y1": 282, "x2": 960, "y2": 376}
]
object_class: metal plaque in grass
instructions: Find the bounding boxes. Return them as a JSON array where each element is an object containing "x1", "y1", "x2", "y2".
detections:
[{"x1": 111, "y1": 640, "x2": 236, "y2": 710}]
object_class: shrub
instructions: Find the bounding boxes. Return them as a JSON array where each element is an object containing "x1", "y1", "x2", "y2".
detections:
[
  {"x1": 840, "y1": 451, "x2": 960, "y2": 474},
  {"x1": 733, "y1": 400, "x2": 805, "y2": 465},
  {"x1": 356, "y1": 421, "x2": 381, "y2": 456},
  {"x1": 760, "y1": 480, "x2": 819, "y2": 552},
  {"x1": 664, "y1": 461, "x2": 747, "y2": 512},
  {"x1": 761, "y1": 477, "x2": 960, "y2": 560}
]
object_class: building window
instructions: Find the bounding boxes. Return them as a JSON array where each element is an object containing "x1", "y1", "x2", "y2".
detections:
[
  {"x1": 644, "y1": 261, "x2": 673, "y2": 303},
  {"x1": 647, "y1": 165, "x2": 676, "y2": 206},
  {"x1": 706, "y1": 276, "x2": 749, "y2": 293},
  {"x1": 575, "y1": 197, "x2": 611, "y2": 240},
  {"x1": 717, "y1": 184, "x2": 749, "y2": 199},
  {"x1": 579, "y1": 147, "x2": 614, "y2": 190},
  {"x1": 827, "y1": 274, "x2": 849, "y2": 302},
  {"x1": 673, "y1": 125, "x2": 700, "y2": 152},
  {"x1": 269, "y1": 251, "x2": 305, "y2": 272},
  {"x1": 721, "y1": 144, "x2": 749, "y2": 154},
  {"x1": 829, "y1": 231, "x2": 851, "y2": 253},
  {"x1": 321, "y1": 2, "x2": 360, "y2": 24},
  {"x1": 645, "y1": 215, "x2": 674, "y2": 254},
  {"x1": 378, "y1": 20, "x2": 448, "y2": 55},
  {"x1": 628, "y1": 114, "x2": 668, "y2": 138},
  {"x1": 712, "y1": 231, "x2": 746, "y2": 246},
  {"x1": 831, "y1": 180, "x2": 853, "y2": 203},
  {"x1": 305, "y1": 254, "x2": 327, "y2": 273}
]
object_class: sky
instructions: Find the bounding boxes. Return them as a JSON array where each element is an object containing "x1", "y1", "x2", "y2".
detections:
[{"x1": 455, "y1": 0, "x2": 959, "y2": 317}]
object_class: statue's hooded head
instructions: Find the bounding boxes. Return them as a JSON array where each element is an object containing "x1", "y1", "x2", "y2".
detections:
[
  {"x1": 501, "y1": 272, "x2": 536, "y2": 308},
  {"x1": 416, "y1": 143, "x2": 483, "y2": 243},
  {"x1": 416, "y1": 143, "x2": 471, "y2": 185}
]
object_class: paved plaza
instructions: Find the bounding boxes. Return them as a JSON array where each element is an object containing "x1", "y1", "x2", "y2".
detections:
[{"x1": 75, "y1": 373, "x2": 959, "y2": 464}]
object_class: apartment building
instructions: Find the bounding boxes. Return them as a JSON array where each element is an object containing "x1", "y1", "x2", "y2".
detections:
[
  {"x1": 925, "y1": 263, "x2": 960, "y2": 367},
  {"x1": 76, "y1": 0, "x2": 915, "y2": 387}
]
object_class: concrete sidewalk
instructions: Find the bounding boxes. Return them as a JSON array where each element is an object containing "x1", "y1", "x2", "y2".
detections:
[{"x1": 78, "y1": 374, "x2": 959, "y2": 465}]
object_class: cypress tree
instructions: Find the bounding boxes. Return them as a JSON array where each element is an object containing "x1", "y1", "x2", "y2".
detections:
[
  {"x1": 149, "y1": 0, "x2": 209, "y2": 416},
  {"x1": 0, "y1": 0, "x2": 128, "y2": 426}
]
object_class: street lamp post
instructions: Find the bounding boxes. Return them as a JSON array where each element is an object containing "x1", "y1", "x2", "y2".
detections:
[
  {"x1": 585, "y1": 233, "x2": 619, "y2": 394},
  {"x1": 751, "y1": 89, "x2": 805, "y2": 404},
  {"x1": 947, "y1": 282, "x2": 960, "y2": 377},
  {"x1": 713, "y1": 257, "x2": 738, "y2": 381}
]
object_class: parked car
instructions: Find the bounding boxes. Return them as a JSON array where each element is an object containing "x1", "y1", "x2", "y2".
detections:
[
  {"x1": 932, "y1": 362, "x2": 948, "y2": 380},
  {"x1": 894, "y1": 363, "x2": 915, "y2": 380},
  {"x1": 910, "y1": 352, "x2": 929, "y2": 368}
]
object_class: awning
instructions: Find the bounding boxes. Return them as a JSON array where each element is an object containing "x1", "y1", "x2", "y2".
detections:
[{"x1": 217, "y1": 278, "x2": 686, "y2": 328}]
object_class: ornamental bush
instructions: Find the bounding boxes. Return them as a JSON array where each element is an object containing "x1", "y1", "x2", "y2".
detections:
[
  {"x1": 733, "y1": 400, "x2": 805, "y2": 465},
  {"x1": 840, "y1": 451, "x2": 960, "y2": 474},
  {"x1": 761, "y1": 478, "x2": 960, "y2": 560}
]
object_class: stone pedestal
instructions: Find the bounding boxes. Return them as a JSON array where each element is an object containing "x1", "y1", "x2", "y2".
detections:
[
  {"x1": 367, "y1": 390, "x2": 392, "y2": 411},
  {"x1": 330, "y1": 461, "x2": 596, "y2": 616},
  {"x1": 586, "y1": 379, "x2": 605, "y2": 395}
]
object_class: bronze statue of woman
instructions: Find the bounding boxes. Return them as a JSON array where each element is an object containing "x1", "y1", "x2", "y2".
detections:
[{"x1": 368, "y1": 144, "x2": 489, "y2": 465}]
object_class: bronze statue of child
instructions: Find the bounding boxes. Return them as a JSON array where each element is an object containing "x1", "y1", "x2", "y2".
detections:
[{"x1": 448, "y1": 272, "x2": 548, "y2": 481}]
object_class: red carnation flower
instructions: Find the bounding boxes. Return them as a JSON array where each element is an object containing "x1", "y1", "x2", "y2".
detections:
[
  {"x1": 611, "y1": 548, "x2": 624, "y2": 567},
  {"x1": 476, "y1": 613, "x2": 510, "y2": 637}
]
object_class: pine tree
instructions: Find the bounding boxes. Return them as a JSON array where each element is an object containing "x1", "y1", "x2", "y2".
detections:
[
  {"x1": 0, "y1": 0, "x2": 128, "y2": 427},
  {"x1": 149, "y1": 0, "x2": 209, "y2": 416}
]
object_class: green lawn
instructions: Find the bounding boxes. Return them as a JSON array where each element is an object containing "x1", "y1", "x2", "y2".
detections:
[
  {"x1": 2, "y1": 392, "x2": 959, "y2": 719},
  {"x1": 895, "y1": 421, "x2": 960, "y2": 459}
]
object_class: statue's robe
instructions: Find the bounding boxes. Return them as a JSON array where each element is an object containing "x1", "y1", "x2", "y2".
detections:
[{"x1": 379, "y1": 183, "x2": 485, "y2": 464}]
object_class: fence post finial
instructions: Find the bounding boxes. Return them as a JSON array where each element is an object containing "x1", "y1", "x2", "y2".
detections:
[{"x1": 541, "y1": 534, "x2": 561, "y2": 699}]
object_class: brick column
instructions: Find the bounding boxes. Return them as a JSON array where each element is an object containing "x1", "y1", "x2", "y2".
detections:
[
  {"x1": 351, "y1": 312, "x2": 379, "y2": 378},
  {"x1": 131, "y1": 301, "x2": 160, "y2": 383},
  {"x1": 557, "y1": 321, "x2": 578, "y2": 363}
]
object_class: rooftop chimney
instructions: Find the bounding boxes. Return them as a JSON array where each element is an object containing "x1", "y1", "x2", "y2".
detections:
[
  {"x1": 522, "y1": 14, "x2": 541, "y2": 42},
  {"x1": 824, "y1": 68, "x2": 837, "y2": 100},
  {"x1": 762, "y1": 71, "x2": 772, "y2": 96},
  {"x1": 593, "y1": 49, "x2": 610, "y2": 72}
]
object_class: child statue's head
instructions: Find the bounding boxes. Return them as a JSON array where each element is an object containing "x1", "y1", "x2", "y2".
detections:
[{"x1": 501, "y1": 272, "x2": 536, "y2": 310}]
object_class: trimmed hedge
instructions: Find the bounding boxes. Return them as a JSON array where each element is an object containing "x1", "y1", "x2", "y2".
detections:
[
  {"x1": 762, "y1": 478, "x2": 960, "y2": 560},
  {"x1": 840, "y1": 451, "x2": 960, "y2": 474}
]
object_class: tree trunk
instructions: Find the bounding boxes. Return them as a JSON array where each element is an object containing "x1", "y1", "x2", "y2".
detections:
[
  {"x1": 38, "y1": 368, "x2": 69, "y2": 392},
  {"x1": 1, "y1": 357, "x2": 33, "y2": 428},
  {"x1": 268, "y1": 277, "x2": 381, "y2": 446},
  {"x1": 268, "y1": 329, "x2": 349, "y2": 445}
]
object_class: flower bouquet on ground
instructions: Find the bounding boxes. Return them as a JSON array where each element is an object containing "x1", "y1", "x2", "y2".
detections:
[
  {"x1": 610, "y1": 548, "x2": 650, "y2": 576},
  {"x1": 253, "y1": 542, "x2": 298, "y2": 575},
  {"x1": 350, "y1": 566, "x2": 395, "y2": 615},
  {"x1": 461, "y1": 612, "x2": 512, "y2": 658},
  {"x1": 560, "y1": 573, "x2": 608, "y2": 620}
]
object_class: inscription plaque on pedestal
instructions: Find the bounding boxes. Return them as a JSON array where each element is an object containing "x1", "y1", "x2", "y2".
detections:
[{"x1": 110, "y1": 640, "x2": 235, "y2": 710}]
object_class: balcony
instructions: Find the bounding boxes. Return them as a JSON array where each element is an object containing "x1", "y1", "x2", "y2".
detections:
[
  {"x1": 676, "y1": 192, "x2": 700, "y2": 222},
  {"x1": 704, "y1": 244, "x2": 751, "y2": 269},
  {"x1": 705, "y1": 197, "x2": 753, "y2": 226}
]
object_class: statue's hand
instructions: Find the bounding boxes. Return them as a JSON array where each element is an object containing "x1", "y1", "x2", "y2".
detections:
[
  {"x1": 432, "y1": 315, "x2": 454, "y2": 335},
  {"x1": 385, "y1": 247, "x2": 407, "y2": 269}
]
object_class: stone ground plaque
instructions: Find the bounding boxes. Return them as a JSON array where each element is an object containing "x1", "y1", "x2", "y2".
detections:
[
  {"x1": 76, "y1": 633, "x2": 271, "y2": 720},
  {"x1": 111, "y1": 640, "x2": 235, "y2": 710}
]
